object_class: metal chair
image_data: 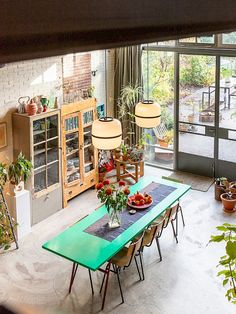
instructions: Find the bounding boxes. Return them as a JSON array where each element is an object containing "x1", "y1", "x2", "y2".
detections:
[
  {"x1": 161, "y1": 176, "x2": 185, "y2": 243},
  {"x1": 99, "y1": 232, "x2": 144, "y2": 306}
]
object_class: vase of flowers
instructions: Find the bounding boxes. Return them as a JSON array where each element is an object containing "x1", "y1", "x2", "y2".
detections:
[{"x1": 96, "y1": 180, "x2": 130, "y2": 228}]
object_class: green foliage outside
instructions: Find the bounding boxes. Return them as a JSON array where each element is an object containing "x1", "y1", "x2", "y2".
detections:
[
  {"x1": 210, "y1": 223, "x2": 236, "y2": 304},
  {"x1": 180, "y1": 55, "x2": 215, "y2": 87}
]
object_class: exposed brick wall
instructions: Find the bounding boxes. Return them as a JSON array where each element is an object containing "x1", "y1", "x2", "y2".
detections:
[{"x1": 62, "y1": 53, "x2": 91, "y2": 96}]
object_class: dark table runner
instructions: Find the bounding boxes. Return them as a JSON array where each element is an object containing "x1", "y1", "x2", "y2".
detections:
[{"x1": 84, "y1": 182, "x2": 176, "y2": 242}]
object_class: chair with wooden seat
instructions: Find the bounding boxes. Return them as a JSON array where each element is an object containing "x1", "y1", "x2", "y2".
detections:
[
  {"x1": 161, "y1": 176, "x2": 185, "y2": 243},
  {"x1": 100, "y1": 232, "x2": 144, "y2": 305},
  {"x1": 140, "y1": 214, "x2": 165, "y2": 265}
]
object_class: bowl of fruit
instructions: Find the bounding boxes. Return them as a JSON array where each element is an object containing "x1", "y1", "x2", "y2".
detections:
[{"x1": 128, "y1": 191, "x2": 153, "y2": 209}]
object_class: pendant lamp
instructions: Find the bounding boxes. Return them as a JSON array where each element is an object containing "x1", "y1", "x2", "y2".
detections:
[
  {"x1": 135, "y1": 100, "x2": 161, "y2": 128},
  {"x1": 92, "y1": 117, "x2": 122, "y2": 150}
]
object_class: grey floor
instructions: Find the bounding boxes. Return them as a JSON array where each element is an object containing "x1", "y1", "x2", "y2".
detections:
[{"x1": 0, "y1": 166, "x2": 236, "y2": 314}]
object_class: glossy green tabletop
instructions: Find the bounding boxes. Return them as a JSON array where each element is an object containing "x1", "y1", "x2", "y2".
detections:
[{"x1": 42, "y1": 176, "x2": 190, "y2": 271}]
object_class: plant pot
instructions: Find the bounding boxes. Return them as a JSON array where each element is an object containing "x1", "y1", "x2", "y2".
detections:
[
  {"x1": 99, "y1": 172, "x2": 106, "y2": 182},
  {"x1": 122, "y1": 155, "x2": 129, "y2": 162},
  {"x1": 220, "y1": 193, "x2": 236, "y2": 213},
  {"x1": 107, "y1": 208, "x2": 121, "y2": 228},
  {"x1": 9, "y1": 181, "x2": 24, "y2": 196},
  {"x1": 159, "y1": 139, "x2": 168, "y2": 148},
  {"x1": 215, "y1": 183, "x2": 226, "y2": 201},
  {"x1": 114, "y1": 149, "x2": 121, "y2": 159}
]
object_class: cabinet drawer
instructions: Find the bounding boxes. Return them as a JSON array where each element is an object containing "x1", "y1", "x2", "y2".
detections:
[
  {"x1": 65, "y1": 173, "x2": 97, "y2": 201},
  {"x1": 32, "y1": 187, "x2": 62, "y2": 225}
]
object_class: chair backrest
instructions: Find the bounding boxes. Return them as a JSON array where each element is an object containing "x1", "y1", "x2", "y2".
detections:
[
  {"x1": 127, "y1": 232, "x2": 144, "y2": 258},
  {"x1": 163, "y1": 201, "x2": 179, "y2": 227},
  {"x1": 144, "y1": 217, "x2": 165, "y2": 246}
]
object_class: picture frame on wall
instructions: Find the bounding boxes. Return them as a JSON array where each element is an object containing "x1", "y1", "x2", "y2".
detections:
[{"x1": 0, "y1": 122, "x2": 7, "y2": 149}]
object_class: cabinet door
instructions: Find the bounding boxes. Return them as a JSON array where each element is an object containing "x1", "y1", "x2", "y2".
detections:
[
  {"x1": 33, "y1": 118, "x2": 47, "y2": 193},
  {"x1": 81, "y1": 108, "x2": 96, "y2": 176},
  {"x1": 63, "y1": 113, "x2": 82, "y2": 185},
  {"x1": 46, "y1": 114, "x2": 60, "y2": 188}
]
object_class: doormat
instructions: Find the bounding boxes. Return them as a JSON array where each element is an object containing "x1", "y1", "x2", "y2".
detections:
[
  {"x1": 168, "y1": 171, "x2": 214, "y2": 192},
  {"x1": 84, "y1": 182, "x2": 176, "y2": 242}
]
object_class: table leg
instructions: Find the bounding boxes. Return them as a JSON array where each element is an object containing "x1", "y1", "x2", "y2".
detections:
[
  {"x1": 116, "y1": 162, "x2": 121, "y2": 181},
  {"x1": 135, "y1": 164, "x2": 138, "y2": 183},
  {"x1": 101, "y1": 261, "x2": 111, "y2": 310},
  {"x1": 69, "y1": 262, "x2": 79, "y2": 293},
  {"x1": 140, "y1": 161, "x2": 144, "y2": 177}
]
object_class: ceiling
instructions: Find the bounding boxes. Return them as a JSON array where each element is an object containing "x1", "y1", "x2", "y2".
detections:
[{"x1": 1, "y1": 0, "x2": 236, "y2": 63}]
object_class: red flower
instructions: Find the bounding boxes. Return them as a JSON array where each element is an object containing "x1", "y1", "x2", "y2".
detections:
[
  {"x1": 119, "y1": 180, "x2": 126, "y2": 186},
  {"x1": 103, "y1": 179, "x2": 110, "y2": 185},
  {"x1": 105, "y1": 187, "x2": 113, "y2": 195},
  {"x1": 124, "y1": 188, "x2": 130, "y2": 195},
  {"x1": 96, "y1": 182, "x2": 104, "y2": 190}
]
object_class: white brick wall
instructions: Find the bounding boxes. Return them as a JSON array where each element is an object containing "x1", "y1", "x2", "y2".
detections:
[{"x1": 0, "y1": 57, "x2": 63, "y2": 163}]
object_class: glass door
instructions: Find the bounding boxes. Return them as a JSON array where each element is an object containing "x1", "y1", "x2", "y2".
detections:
[
  {"x1": 33, "y1": 113, "x2": 60, "y2": 194},
  {"x1": 217, "y1": 57, "x2": 236, "y2": 179},
  {"x1": 177, "y1": 54, "x2": 216, "y2": 176},
  {"x1": 64, "y1": 114, "x2": 81, "y2": 185},
  {"x1": 82, "y1": 109, "x2": 95, "y2": 175}
]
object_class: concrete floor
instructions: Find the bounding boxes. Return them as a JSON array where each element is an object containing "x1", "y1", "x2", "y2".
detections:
[{"x1": 0, "y1": 166, "x2": 236, "y2": 314}]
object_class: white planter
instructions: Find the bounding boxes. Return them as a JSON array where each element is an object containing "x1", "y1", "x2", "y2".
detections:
[{"x1": 8, "y1": 181, "x2": 24, "y2": 196}]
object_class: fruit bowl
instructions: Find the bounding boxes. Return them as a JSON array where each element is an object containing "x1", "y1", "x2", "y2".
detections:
[{"x1": 127, "y1": 192, "x2": 153, "y2": 210}]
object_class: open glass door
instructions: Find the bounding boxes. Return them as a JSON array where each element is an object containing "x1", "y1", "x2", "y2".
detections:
[
  {"x1": 217, "y1": 57, "x2": 236, "y2": 179},
  {"x1": 177, "y1": 54, "x2": 216, "y2": 176}
]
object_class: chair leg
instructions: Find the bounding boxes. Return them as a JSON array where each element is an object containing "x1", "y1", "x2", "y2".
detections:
[
  {"x1": 69, "y1": 262, "x2": 79, "y2": 294},
  {"x1": 134, "y1": 255, "x2": 142, "y2": 281},
  {"x1": 115, "y1": 266, "x2": 124, "y2": 304},
  {"x1": 175, "y1": 210, "x2": 178, "y2": 237},
  {"x1": 179, "y1": 206, "x2": 185, "y2": 227},
  {"x1": 171, "y1": 220, "x2": 178, "y2": 244},
  {"x1": 139, "y1": 252, "x2": 145, "y2": 281},
  {"x1": 155, "y1": 237, "x2": 162, "y2": 262},
  {"x1": 88, "y1": 269, "x2": 94, "y2": 294}
]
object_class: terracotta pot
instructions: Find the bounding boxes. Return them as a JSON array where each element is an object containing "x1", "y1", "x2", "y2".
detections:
[
  {"x1": 159, "y1": 139, "x2": 168, "y2": 148},
  {"x1": 27, "y1": 100, "x2": 37, "y2": 116},
  {"x1": 220, "y1": 193, "x2": 236, "y2": 213},
  {"x1": 215, "y1": 183, "x2": 225, "y2": 201},
  {"x1": 8, "y1": 181, "x2": 24, "y2": 196}
]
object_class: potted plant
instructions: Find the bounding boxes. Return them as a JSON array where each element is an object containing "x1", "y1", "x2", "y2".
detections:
[
  {"x1": 215, "y1": 177, "x2": 229, "y2": 201},
  {"x1": 121, "y1": 144, "x2": 129, "y2": 161},
  {"x1": 129, "y1": 146, "x2": 144, "y2": 162},
  {"x1": 210, "y1": 223, "x2": 236, "y2": 304},
  {"x1": 96, "y1": 179, "x2": 130, "y2": 228},
  {"x1": 0, "y1": 162, "x2": 7, "y2": 188},
  {"x1": 8, "y1": 152, "x2": 33, "y2": 196},
  {"x1": 220, "y1": 192, "x2": 236, "y2": 213},
  {"x1": 229, "y1": 181, "x2": 236, "y2": 194},
  {"x1": 98, "y1": 165, "x2": 107, "y2": 182},
  {"x1": 114, "y1": 148, "x2": 121, "y2": 160}
]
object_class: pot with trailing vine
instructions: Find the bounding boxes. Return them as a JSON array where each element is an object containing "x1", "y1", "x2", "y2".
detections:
[{"x1": 220, "y1": 192, "x2": 236, "y2": 213}]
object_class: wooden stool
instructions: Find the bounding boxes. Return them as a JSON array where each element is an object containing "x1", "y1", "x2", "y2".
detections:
[{"x1": 114, "y1": 158, "x2": 144, "y2": 183}]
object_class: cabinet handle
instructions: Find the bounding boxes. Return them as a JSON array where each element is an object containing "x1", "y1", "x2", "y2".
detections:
[
  {"x1": 69, "y1": 191, "x2": 72, "y2": 195},
  {"x1": 80, "y1": 183, "x2": 84, "y2": 186},
  {"x1": 79, "y1": 144, "x2": 84, "y2": 150},
  {"x1": 90, "y1": 178, "x2": 94, "y2": 183}
]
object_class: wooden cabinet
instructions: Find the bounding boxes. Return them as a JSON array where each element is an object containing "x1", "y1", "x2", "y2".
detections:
[
  {"x1": 61, "y1": 98, "x2": 98, "y2": 207},
  {"x1": 12, "y1": 109, "x2": 62, "y2": 225}
]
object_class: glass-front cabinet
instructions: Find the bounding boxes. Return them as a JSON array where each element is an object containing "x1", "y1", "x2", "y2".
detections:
[
  {"x1": 12, "y1": 109, "x2": 62, "y2": 225},
  {"x1": 33, "y1": 114, "x2": 60, "y2": 193},
  {"x1": 61, "y1": 99, "x2": 98, "y2": 208}
]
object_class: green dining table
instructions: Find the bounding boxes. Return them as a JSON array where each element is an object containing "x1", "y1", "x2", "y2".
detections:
[{"x1": 42, "y1": 176, "x2": 191, "y2": 309}]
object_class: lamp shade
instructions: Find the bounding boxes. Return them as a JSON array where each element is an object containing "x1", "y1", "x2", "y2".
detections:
[
  {"x1": 92, "y1": 117, "x2": 122, "y2": 150},
  {"x1": 135, "y1": 100, "x2": 161, "y2": 128}
]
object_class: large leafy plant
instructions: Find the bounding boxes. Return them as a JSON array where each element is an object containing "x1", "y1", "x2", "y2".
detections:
[
  {"x1": 8, "y1": 152, "x2": 33, "y2": 185},
  {"x1": 210, "y1": 223, "x2": 236, "y2": 303}
]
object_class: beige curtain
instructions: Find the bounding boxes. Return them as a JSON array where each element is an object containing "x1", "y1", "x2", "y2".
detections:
[{"x1": 114, "y1": 45, "x2": 142, "y2": 145}]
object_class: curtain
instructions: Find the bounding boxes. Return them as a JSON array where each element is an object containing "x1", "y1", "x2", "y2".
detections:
[{"x1": 114, "y1": 45, "x2": 142, "y2": 145}]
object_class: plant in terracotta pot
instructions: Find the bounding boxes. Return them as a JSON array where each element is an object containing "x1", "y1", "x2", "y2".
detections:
[
  {"x1": 229, "y1": 181, "x2": 236, "y2": 194},
  {"x1": 121, "y1": 144, "x2": 129, "y2": 161},
  {"x1": 220, "y1": 192, "x2": 236, "y2": 213},
  {"x1": 129, "y1": 146, "x2": 144, "y2": 162},
  {"x1": 98, "y1": 165, "x2": 107, "y2": 182},
  {"x1": 8, "y1": 152, "x2": 33, "y2": 196},
  {"x1": 210, "y1": 223, "x2": 236, "y2": 304},
  {"x1": 215, "y1": 177, "x2": 229, "y2": 201}
]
